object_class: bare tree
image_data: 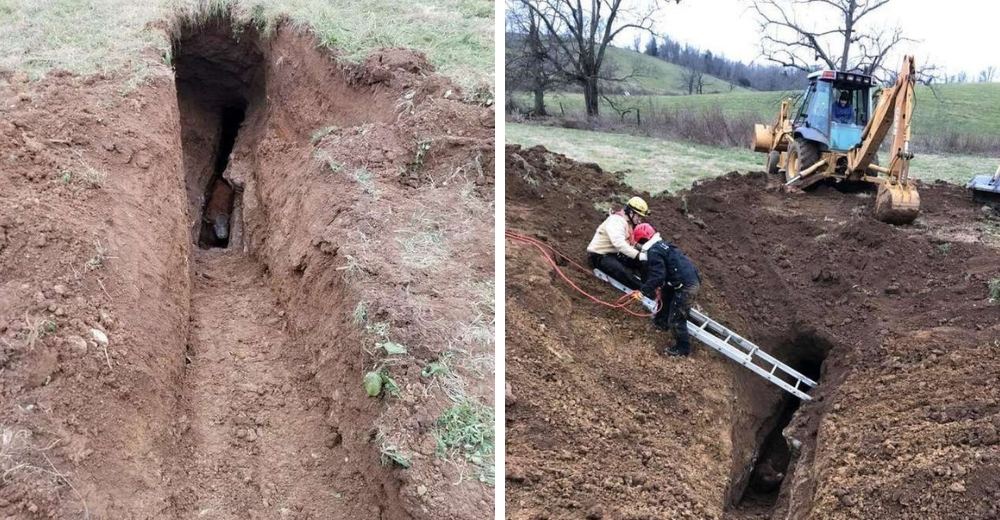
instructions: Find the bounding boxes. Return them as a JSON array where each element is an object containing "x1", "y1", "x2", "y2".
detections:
[
  {"x1": 679, "y1": 67, "x2": 704, "y2": 95},
  {"x1": 632, "y1": 35, "x2": 642, "y2": 52},
  {"x1": 505, "y1": 0, "x2": 565, "y2": 116},
  {"x1": 523, "y1": 0, "x2": 678, "y2": 117},
  {"x1": 979, "y1": 66, "x2": 996, "y2": 83},
  {"x1": 751, "y1": 0, "x2": 909, "y2": 76}
]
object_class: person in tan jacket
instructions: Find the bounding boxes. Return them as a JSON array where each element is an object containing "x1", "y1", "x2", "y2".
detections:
[{"x1": 586, "y1": 196, "x2": 649, "y2": 290}]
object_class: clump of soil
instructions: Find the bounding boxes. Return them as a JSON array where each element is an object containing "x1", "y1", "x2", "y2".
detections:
[
  {"x1": 505, "y1": 144, "x2": 1000, "y2": 519},
  {"x1": 0, "y1": 13, "x2": 493, "y2": 520}
]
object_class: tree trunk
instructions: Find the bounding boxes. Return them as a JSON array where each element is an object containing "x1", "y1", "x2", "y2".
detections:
[
  {"x1": 840, "y1": 0, "x2": 856, "y2": 71},
  {"x1": 533, "y1": 87, "x2": 547, "y2": 116},
  {"x1": 584, "y1": 76, "x2": 600, "y2": 117}
]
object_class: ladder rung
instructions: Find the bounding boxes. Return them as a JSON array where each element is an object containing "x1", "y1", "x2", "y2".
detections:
[{"x1": 593, "y1": 270, "x2": 816, "y2": 400}]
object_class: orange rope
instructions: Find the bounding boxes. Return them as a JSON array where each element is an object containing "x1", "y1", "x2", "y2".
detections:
[{"x1": 504, "y1": 230, "x2": 661, "y2": 318}]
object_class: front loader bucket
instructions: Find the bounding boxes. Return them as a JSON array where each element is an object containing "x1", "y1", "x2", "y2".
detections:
[
  {"x1": 751, "y1": 124, "x2": 774, "y2": 153},
  {"x1": 967, "y1": 174, "x2": 1000, "y2": 206},
  {"x1": 875, "y1": 183, "x2": 920, "y2": 224}
]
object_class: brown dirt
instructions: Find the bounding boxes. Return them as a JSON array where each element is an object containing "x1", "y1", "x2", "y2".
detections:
[
  {"x1": 504, "y1": 144, "x2": 1000, "y2": 520},
  {"x1": 0, "y1": 14, "x2": 493, "y2": 520}
]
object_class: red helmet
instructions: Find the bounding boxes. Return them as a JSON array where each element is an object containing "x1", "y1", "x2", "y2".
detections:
[{"x1": 633, "y1": 223, "x2": 656, "y2": 243}]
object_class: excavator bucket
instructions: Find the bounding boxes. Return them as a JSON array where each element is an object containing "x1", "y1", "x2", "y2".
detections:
[
  {"x1": 967, "y1": 165, "x2": 1000, "y2": 206},
  {"x1": 875, "y1": 183, "x2": 920, "y2": 224}
]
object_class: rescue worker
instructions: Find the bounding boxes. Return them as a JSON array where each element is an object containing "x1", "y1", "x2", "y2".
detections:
[
  {"x1": 586, "y1": 197, "x2": 649, "y2": 290},
  {"x1": 631, "y1": 223, "x2": 702, "y2": 357}
]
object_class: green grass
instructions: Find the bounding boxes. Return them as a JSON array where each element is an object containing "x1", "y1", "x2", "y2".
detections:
[
  {"x1": 507, "y1": 122, "x2": 758, "y2": 194},
  {"x1": 517, "y1": 81, "x2": 1000, "y2": 140},
  {"x1": 0, "y1": 0, "x2": 493, "y2": 90},
  {"x1": 434, "y1": 397, "x2": 495, "y2": 484},
  {"x1": 506, "y1": 122, "x2": 999, "y2": 194},
  {"x1": 602, "y1": 46, "x2": 743, "y2": 95}
]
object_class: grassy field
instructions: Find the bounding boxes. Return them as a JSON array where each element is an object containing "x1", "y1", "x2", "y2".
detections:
[
  {"x1": 506, "y1": 122, "x2": 998, "y2": 194},
  {"x1": 0, "y1": 0, "x2": 494, "y2": 90},
  {"x1": 602, "y1": 46, "x2": 743, "y2": 96},
  {"x1": 517, "y1": 82, "x2": 1000, "y2": 139}
]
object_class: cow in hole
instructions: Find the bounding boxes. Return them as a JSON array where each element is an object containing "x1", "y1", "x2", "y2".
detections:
[{"x1": 201, "y1": 177, "x2": 234, "y2": 247}]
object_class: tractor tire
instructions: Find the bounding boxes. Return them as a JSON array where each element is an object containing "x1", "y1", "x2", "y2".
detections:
[
  {"x1": 766, "y1": 151, "x2": 780, "y2": 175},
  {"x1": 784, "y1": 137, "x2": 821, "y2": 184}
]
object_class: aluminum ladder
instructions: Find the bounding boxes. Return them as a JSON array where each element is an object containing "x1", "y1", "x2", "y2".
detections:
[{"x1": 594, "y1": 269, "x2": 818, "y2": 401}]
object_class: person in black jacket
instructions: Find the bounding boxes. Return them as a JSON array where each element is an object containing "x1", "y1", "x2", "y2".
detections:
[{"x1": 631, "y1": 224, "x2": 702, "y2": 357}]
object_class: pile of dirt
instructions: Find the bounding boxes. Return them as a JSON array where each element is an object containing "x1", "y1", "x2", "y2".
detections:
[
  {"x1": 505, "y1": 144, "x2": 1000, "y2": 519},
  {"x1": 0, "y1": 14, "x2": 493, "y2": 520}
]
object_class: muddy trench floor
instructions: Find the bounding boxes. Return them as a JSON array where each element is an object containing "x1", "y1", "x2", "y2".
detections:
[{"x1": 170, "y1": 250, "x2": 349, "y2": 517}]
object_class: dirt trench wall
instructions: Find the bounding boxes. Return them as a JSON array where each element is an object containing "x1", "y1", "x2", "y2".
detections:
[
  {"x1": 0, "y1": 73, "x2": 191, "y2": 518},
  {"x1": 203, "y1": 24, "x2": 495, "y2": 520}
]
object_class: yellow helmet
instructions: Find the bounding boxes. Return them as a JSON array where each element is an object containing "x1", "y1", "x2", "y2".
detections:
[{"x1": 626, "y1": 196, "x2": 649, "y2": 218}]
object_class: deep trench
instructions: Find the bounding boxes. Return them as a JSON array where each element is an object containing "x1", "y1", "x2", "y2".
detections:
[
  {"x1": 729, "y1": 331, "x2": 831, "y2": 514},
  {"x1": 165, "y1": 20, "x2": 408, "y2": 519},
  {"x1": 172, "y1": 19, "x2": 264, "y2": 250}
]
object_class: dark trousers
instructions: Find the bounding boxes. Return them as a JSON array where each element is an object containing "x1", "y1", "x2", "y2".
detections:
[
  {"x1": 653, "y1": 283, "x2": 700, "y2": 352},
  {"x1": 588, "y1": 252, "x2": 642, "y2": 290}
]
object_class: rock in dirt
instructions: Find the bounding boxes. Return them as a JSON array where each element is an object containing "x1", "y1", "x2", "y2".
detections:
[
  {"x1": 90, "y1": 328, "x2": 108, "y2": 346},
  {"x1": 949, "y1": 482, "x2": 966, "y2": 493},
  {"x1": 135, "y1": 151, "x2": 152, "y2": 169},
  {"x1": 505, "y1": 381, "x2": 515, "y2": 405},
  {"x1": 99, "y1": 309, "x2": 114, "y2": 328},
  {"x1": 586, "y1": 505, "x2": 604, "y2": 519}
]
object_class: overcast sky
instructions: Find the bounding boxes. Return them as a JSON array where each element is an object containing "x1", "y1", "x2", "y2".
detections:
[{"x1": 626, "y1": 0, "x2": 999, "y2": 78}]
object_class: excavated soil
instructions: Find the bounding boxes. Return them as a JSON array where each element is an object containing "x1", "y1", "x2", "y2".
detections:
[
  {"x1": 0, "y1": 15, "x2": 493, "y2": 520},
  {"x1": 505, "y1": 144, "x2": 1000, "y2": 519}
]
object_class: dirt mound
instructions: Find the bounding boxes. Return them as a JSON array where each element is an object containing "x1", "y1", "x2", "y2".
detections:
[
  {"x1": 0, "y1": 14, "x2": 493, "y2": 520},
  {"x1": 505, "y1": 144, "x2": 1000, "y2": 519}
]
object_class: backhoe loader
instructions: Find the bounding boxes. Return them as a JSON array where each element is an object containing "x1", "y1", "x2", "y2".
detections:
[{"x1": 751, "y1": 55, "x2": 921, "y2": 224}]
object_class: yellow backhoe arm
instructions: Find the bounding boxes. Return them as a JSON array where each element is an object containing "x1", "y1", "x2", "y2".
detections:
[
  {"x1": 849, "y1": 55, "x2": 915, "y2": 181},
  {"x1": 849, "y1": 56, "x2": 920, "y2": 223}
]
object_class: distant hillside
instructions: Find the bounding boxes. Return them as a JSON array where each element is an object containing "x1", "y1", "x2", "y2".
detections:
[
  {"x1": 603, "y1": 46, "x2": 746, "y2": 95},
  {"x1": 517, "y1": 82, "x2": 1000, "y2": 142}
]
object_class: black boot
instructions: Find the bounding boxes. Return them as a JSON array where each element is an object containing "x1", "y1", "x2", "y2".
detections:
[{"x1": 663, "y1": 345, "x2": 690, "y2": 357}]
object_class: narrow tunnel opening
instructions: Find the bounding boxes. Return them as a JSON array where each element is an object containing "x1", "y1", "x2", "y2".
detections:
[
  {"x1": 214, "y1": 105, "x2": 245, "y2": 175},
  {"x1": 171, "y1": 15, "x2": 265, "y2": 250},
  {"x1": 197, "y1": 105, "x2": 244, "y2": 249},
  {"x1": 729, "y1": 332, "x2": 830, "y2": 515}
]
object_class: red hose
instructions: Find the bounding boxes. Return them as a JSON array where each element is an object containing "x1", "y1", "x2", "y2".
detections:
[{"x1": 505, "y1": 230, "x2": 661, "y2": 318}]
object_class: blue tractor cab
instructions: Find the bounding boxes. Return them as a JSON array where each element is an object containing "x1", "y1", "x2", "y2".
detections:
[{"x1": 793, "y1": 70, "x2": 874, "y2": 153}]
